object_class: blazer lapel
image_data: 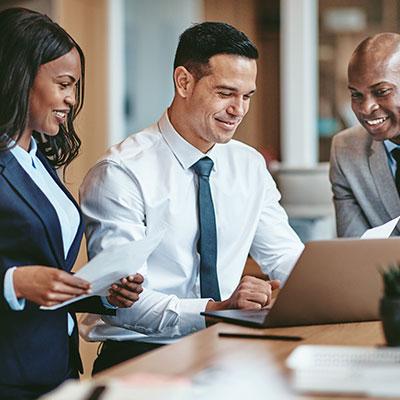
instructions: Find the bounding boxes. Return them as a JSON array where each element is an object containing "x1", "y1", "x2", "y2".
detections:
[
  {"x1": 369, "y1": 139, "x2": 400, "y2": 231},
  {"x1": 36, "y1": 152, "x2": 85, "y2": 267},
  {"x1": 0, "y1": 150, "x2": 65, "y2": 266}
]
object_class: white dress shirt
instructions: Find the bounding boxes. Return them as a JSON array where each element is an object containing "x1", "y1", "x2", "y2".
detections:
[{"x1": 79, "y1": 111, "x2": 304, "y2": 343}]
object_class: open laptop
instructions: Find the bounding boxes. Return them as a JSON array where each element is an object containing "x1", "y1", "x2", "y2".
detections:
[{"x1": 201, "y1": 238, "x2": 400, "y2": 328}]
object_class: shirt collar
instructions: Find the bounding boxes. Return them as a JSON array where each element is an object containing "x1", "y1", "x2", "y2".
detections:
[
  {"x1": 384, "y1": 139, "x2": 400, "y2": 155},
  {"x1": 10, "y1": 137, "x2": 38, "y2": 169},
  {"x1": 158, "y1": 110, "x2": 218, "y2": 171}
]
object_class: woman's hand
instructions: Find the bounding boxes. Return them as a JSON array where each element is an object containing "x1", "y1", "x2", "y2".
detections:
[
  {"x1": 107, "y1": 273, "x2": 144, "y2": 308},
  {"x1": 13, "y1": 266, "x2": 91, "y2": 307}
]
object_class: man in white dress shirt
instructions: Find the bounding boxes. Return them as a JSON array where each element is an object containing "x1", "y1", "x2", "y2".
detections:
[{"x1": 80, "y1": 22, "x2": 304, "y2": 373}]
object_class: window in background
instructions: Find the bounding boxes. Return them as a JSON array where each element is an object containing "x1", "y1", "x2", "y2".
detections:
[{"x1": 123, "y1": 0, "x2": 202, "y2": 136}]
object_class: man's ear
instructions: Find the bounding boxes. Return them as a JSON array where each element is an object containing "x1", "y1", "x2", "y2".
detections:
[{"x1": 174, "y1": 66, "x2": 194, "y2": 98}]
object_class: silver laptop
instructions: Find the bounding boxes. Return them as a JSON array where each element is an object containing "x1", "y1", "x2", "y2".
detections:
[{"x1": 201, "y1": 238, "x2": 400, "y2": 328}]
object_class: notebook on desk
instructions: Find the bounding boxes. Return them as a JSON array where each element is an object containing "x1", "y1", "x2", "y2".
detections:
[{"x1": 201, "y1": 238, "x2": 400, "y2": 328}]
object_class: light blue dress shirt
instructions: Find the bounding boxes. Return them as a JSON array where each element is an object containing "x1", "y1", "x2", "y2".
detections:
[
  {"x1": 4, "y1": 138, "x2": 80, "y2": 335},
  {"x1": 383, "y1": 140, "x2": 400, "y2": 177}
]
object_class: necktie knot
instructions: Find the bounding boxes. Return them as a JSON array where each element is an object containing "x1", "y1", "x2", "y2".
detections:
[
  {"x1": 192, "y1": 157, "x2": 213, "y2": 178},
  {"x1": 392, "y1": 147, "x2": 400, "y2": 163}
]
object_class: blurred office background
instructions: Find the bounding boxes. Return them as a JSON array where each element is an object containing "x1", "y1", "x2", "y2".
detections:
[{"x1": 2, "y1": 0, "x2": 399, "y2": 242}]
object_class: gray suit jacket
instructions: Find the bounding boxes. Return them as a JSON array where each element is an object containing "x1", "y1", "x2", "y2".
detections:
[{"x1": 329, "y1": 125, "x2": 400, "y2": 237}]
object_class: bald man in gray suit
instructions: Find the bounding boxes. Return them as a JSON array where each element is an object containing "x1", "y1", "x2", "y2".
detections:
[{"x1": 330, "y1": 33, "x2": 400, "y2": 237}]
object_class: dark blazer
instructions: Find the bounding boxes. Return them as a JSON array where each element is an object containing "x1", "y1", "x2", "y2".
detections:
[
  {"x1": 0, "y1": 148, "x2": 114, "y2": 390},
  {"x1": 330, "y1": 125, "x2": 400, "y2": 237}
]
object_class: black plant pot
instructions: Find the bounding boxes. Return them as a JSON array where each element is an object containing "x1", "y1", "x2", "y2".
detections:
[{"x1": 380, "y1": 297, "x2": 400, "y2": 346}]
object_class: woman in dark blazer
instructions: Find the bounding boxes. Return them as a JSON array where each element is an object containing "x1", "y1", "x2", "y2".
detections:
[{"x1": 0, "y1": 8, "x2": 143, "y2": 400}]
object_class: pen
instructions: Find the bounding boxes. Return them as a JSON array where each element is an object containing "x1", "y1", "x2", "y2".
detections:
[
  {"x1": 84, "y1": 385, "x2": 107, "y2": 400},
  {"x1": 218, "y1": 332, "x2": 302, "y2": 341}
]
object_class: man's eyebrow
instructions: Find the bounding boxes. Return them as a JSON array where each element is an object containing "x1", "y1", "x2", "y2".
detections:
[
  {"x1": 369, "y1": 81, "x2": 391, "y2": 89},
  {"x1": 215, "y1": 85, "x2": 256, "y2": 95},
  {"x1": 215, "y1": 85, "x2": 238, "y2": 91},
  {"x1": 348, "y1": 81, "x2": 393, "y2": 92}
]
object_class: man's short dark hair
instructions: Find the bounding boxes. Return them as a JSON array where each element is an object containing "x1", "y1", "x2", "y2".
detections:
[{"x1": 173, "y1": 21, "x2": 258, "y2": 80}]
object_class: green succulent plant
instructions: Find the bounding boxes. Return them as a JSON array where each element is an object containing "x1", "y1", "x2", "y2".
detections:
[{"x1": 381, "y1": 264, "x2": 400, "y2": 298}]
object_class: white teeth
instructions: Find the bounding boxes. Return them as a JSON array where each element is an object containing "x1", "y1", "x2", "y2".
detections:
[
  {"x1": 365, "y1": 117, "x2": 387, "y2": 126},
  {"x1": 54, "y1": 111, "x2": 66, "y2": 118}
]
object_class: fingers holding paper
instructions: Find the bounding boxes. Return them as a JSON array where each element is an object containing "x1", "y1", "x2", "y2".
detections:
[
  {"x1": 13, "y1": 266, "x2": 91, "y2": 307},
  {"x1": 107, "y1": 273, "x2": 144, "y2": 308}
]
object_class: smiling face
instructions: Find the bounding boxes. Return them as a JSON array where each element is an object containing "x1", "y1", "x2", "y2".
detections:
[
  {"x1": 172, "y1": 54, "x2": 257, "y2": 152},
  {"x1": 21, "y1": 47, "x2": 81, "y2": 149},
  {"x1": 348, "y1": 45, "x2": 400, "y2": 143}
]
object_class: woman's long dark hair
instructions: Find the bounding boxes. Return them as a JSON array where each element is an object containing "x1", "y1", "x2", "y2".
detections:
[{"x1": 0, "y1": 7, "x2": 85, "y2": 168}]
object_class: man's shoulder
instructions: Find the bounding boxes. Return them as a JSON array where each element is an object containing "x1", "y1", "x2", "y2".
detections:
[
  {"x1": 98, "y1": 123, "x2": 164, "y2": 166},
  {"x1": 332, "y1": 125, "x2": 371, "y2": 150}
]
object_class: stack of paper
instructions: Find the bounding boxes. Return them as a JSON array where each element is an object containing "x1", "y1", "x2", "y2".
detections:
[{"x1": 286, "y1": 345, "x2": 400, "y2": 397}]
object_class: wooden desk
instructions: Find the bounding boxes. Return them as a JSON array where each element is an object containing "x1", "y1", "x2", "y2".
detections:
[{"x1": 99, "y1": 321, "x2": 386, "y2": 399}]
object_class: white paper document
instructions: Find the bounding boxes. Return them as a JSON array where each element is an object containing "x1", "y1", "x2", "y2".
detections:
[
  {"x1": 41, "y1": 201, "x2": 168, "y2": 310},
  {"x1": 361, "y1": 216, "x2": 400, "y2": 239},
  {"x1": 286, "y1": 345, "x2": 400, "y2": 398}
]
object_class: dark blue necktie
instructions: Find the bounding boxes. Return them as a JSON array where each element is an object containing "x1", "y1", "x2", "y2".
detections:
[{"x1": 192, "y1": 157, "x2": 221, "y2": 301}]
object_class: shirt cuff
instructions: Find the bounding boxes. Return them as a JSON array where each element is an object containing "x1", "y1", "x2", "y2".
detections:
[
  {"x1": 4, "y1": 267, "x2": 26, "y2": 310},
  {"x1": 101, "y1": 296, "x2": 118, "y2": 309},
  {"x1": 177, "y1": 297, "x2": 210, "y2": 333}
]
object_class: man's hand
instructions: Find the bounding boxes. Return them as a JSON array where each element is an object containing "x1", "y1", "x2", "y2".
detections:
[
  {"x1": 13, "y1": 266, "x2": 91, "y2": 307},
  {"x1": 206, "y1": 275, "x2": 280, "y2": 312},
  {"x1": 107, "y1": 273, "x2": 144, "y2": 308}
]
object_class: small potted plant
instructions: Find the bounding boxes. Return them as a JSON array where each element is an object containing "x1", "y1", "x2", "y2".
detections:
[{"x1": 380, "y1": 264, "x2": 400, "y2": 346}]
